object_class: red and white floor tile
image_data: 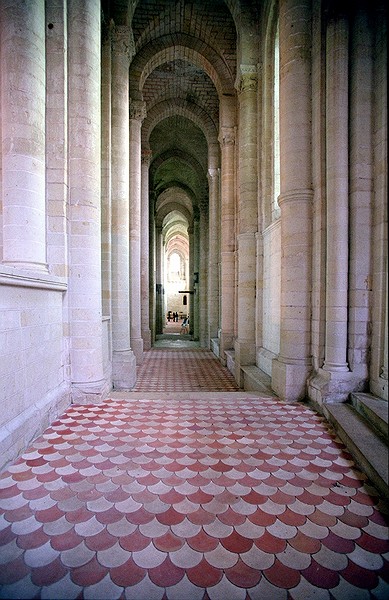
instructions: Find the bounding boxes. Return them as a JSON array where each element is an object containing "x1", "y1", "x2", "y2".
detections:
[{"x1": 0, "y1": 351, "x2": 388, "y2": 599}]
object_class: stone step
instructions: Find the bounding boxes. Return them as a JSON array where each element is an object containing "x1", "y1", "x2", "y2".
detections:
[
  {"x1": 350, "y1": 392, "x2": 388, "y2": 443},
  {"x1": 241, "y1": 365, "x2": 273, "y2": 395},
  {"x1": 324, "y1": 402, "x2": 389, "y2": 499}
]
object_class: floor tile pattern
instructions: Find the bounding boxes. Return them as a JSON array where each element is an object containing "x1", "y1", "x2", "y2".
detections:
[
  {"x1": 1, "y1": 395, "x2": 388, "y2": 599},
  {"x1": 133, "y1": 349, "x2": 239, "y2": 392}
]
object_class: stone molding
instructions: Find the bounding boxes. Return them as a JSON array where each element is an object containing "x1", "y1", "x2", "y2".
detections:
[
  {"x1": 277, "y1": 189, "x2": 314, "y2": 207},
  {"x1": 0, "y1": 265, "x2": 67, "y2": 291}
]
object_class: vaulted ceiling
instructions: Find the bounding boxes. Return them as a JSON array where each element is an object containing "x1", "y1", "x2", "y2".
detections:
[{"x1": 103, "y1": 0, "x2": 240, "y2": 241}]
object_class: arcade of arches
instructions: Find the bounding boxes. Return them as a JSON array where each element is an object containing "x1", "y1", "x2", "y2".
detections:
[{"x1": 0, "y1": 1, "x2": 387, "y2": 486}]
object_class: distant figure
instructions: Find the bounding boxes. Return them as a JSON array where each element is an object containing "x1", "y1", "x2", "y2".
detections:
[
  {"x1": 180, "y1": 316, "x2": 189, "y2": 334},
  {"x1": 167, "y1": 311, "x2": 171, "y2": 322}
]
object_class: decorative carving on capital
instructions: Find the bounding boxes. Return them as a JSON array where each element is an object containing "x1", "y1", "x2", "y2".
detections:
[
  {"x1": 130, "y1": 99, "x2": 147, "y2": 122},
  {"x1": 218, "y1": 127, "x2": 235, "y2": 147},
  {"x1": 112, "y1": 25, "x2": 135, "y2": 62},
  {"x1": 237, "y1": 65, "x2": 258, "y2": 93}
]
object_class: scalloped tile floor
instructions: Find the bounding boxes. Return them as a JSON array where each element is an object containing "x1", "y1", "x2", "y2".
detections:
[{"x1": 1, "y1": 349, "x2": 388, "y2": 599}]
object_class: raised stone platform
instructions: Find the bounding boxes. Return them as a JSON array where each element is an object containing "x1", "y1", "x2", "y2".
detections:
[{"x1": 324, "y1": 393, "x2": 388, "y2": 499}]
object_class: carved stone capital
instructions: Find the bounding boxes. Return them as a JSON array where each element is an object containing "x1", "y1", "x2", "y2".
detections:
[
  {"x1": 141, "y1": 148, "x2": 152, "y2": 165},
  {"x1": 130, "y1": 99, "x2": 147, "y2": 122},
  {"x1": 112, "y1": 25, "x2": 135, "y2": 63},
  {"x1": 218, "y1": 126, "x2": 235, "y2": 146},
  {"x1": 237, "y1": 65, "x2": 258, "y2": 93}
]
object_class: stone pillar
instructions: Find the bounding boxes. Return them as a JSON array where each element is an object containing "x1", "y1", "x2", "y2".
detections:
[
  {"x1": 129, "y1": 100, "x2": 146, "y2": 364},
  {"x1": 101, "y1": 20, "x2": 112, "y2": 318},
  {"x1": 322, "y1": 14, "x2": 349, "y2": 377},
  {"x1": 370, "y1": 4, "x2": 388, "y2": 401},
  {"x1": 1, "y1": 0, "x2": 47, "y2": 271},
  {"x1": 219, "y1": 126, "x2": 236, "y2": 362},
  {"x1": 193, "y1": 210, "x2": 200, "y2": 341},
  {"x1": 155, "y1": 225, "x2": 164, "y2": 335},
  {"x1": 45, "y1": 0, "x2": 68, "y2": 278},
  {"x1": 141, "y1": 148, "x2": 152, "y2": 350},
  {"x1": 348, "y1": 7, "x2": 373, "y2": 385},
  {"x1": 67, "y1": 0, "x2": 109, "y2": 401},
  {"x1": 208, "y1": 167, "x2": 220, "y2": 343},
  {"x1": 111, "y1": 25, "x2": 136, "y2": 389},
  {"x1": 188, "y1": 225, "x2": 195, "y2": 336},
  {"x1": 235, "y1": 66, "x2": 258, "y2": 384},
  {"x1": 199, "y1": 202, "x2": 209, "y2": 347},
  {"x1": 272, "y1": 0, "x2": 313, "y2": 401}
]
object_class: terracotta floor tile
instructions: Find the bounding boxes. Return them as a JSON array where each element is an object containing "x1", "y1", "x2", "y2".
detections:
[
  {"x1": 1, "y1": 355, "x2": 388, "y2": 599},
  {"x1": 264, "y1": 558, "x2": 301, "y2": 589}
]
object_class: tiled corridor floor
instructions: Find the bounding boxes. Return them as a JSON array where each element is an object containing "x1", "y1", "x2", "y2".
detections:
[{"x1": 0, "y1": 349, "x2": 388, "y2": 599}]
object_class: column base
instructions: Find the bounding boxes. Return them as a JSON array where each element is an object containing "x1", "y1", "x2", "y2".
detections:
[
  {"x1": 71, "y1": 376, "x2": 111, "y2": 404},
  {"x1": 272, "y1": 358, "x2": 311, "y2": 402},
  {"x1": 307, "y1": 367, "x2": 367, "y2": 406},
  {"x1": 112, "y1": 350, "x2": 137, "y2": 390}
]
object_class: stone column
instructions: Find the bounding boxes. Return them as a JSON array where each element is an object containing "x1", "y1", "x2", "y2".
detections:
[
  {"x1": 155, "y1": 225, "x2": 164, "y2": 335},
  {"x1": 322, "y1": 13, "x2": 349, "y2": 377},
  {"x1": 67, "y1": 0, "x2": 109, "y2": 401},
  {"x1": 111, "y1": 25, "x2": 136, "y2": 389},
  {"x1": 219, "y1": 126, "x2": 236, "y2": 362},
  {"x1": 348, "y1": 7, "x2": 373, "y2": 385},
  {"x1": 208, "y1": 167, "x2": 220, "y2": 343},
  {"x1": 188, "y1": 225, "x2": 195, "y2": 336},
  {"x1": 101, "y1": 20, "x2": 112, "y2": 318},
  {"x1": 272, "y1": 0, "x2": 313, "y2": 401},
  {"x1": 199, "y1": 202, "x2": 209, "y2": 346},
  {"x1": 129, "y1": 100, "x2": 146, "y2": 364},
  {"x1": 45, "y1": 0, "x2": 68, "y2": 278},
  {"x1": 235, "y1": 66, "x2": 258, "y2": 385},
  {"x1": 193, "y1": 211, "x2": 200, "y2": 341},
  {"x1": 1, "y1": 0, "x2": 47, "y2": 271},
  {"x1": 141, "y1": 148, "x2": 152, "y2": 350}
]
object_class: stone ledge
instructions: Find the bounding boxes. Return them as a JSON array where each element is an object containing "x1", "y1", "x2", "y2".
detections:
[
  {"x1": 324, "y1": 402, "x2": 389, "y2": 499},
  {"x1": 241, "y1": 365, "x2": 273, "y2": 395},
  {"x1": 224, "y1": 350, "x2": 235, "y2": 376}
]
